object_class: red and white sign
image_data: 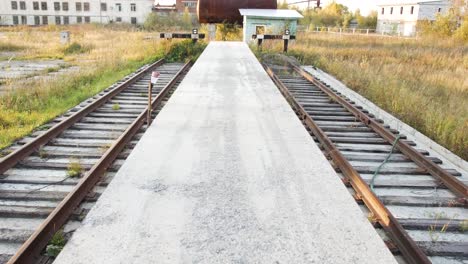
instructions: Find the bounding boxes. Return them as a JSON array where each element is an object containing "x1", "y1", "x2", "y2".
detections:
[{"x1": 151, "y1": 71, "x2": 160, "y2": 84}]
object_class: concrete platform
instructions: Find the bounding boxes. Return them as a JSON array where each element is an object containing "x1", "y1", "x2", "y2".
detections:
[{"x1": 55, "y1": 42, "x2": 397, "y2": 264}]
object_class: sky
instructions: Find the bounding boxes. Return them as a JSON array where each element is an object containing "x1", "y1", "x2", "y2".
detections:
[{"x1": 154, "y1": 0, "x2": 379, "y2": 15}]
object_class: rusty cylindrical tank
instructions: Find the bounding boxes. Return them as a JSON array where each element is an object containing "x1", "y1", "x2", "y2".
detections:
[{"x1": 197, "y1": 0, "x2": 277, "y2": 24}]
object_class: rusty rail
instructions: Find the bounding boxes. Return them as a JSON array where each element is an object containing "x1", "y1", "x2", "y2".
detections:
[
  {"x1": 264, "y1": 64, "x2": 432, "y2": 264},
  {"x1": 291, "y1": 64, "x2": 467, "y2": 201},
  {"x1": 7, "y1": 61, "x2": 191, "y2": 264},
  {"x1": 0, "y1": 59, "x2": 165, "y2": 175}
]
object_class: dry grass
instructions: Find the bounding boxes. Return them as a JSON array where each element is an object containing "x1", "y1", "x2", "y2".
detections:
[
  {"x1": 286, "y1": 33, "x2": 467, "y2": 159},
  {"x1": 0, "y1": 25, "x2": 172, "y2": 149}
]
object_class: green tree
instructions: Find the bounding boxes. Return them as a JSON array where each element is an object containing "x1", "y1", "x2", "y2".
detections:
[
  {"x1": 278, "y1": 0, "x2": 288, "y2": 9},
  {"x1": 356, "y1": 11, "x2": 377, "y2": 29},
  {"x1": 182, "y1": 7, "x2": 192, "y2": 30},
  {"x1": 454, "y1": 18, "x2": 468, "y2": 41},
  {"x1": 343, "y1": 13, "x2": 353, "y2": 28}
]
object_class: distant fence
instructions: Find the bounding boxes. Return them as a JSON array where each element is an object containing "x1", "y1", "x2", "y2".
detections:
[
  {"x1": 301, "y1": 26, "x2": 377, "y2": 35},
  {"x1": 297, "y1": 26, "x2": 416, "y2": 38}
]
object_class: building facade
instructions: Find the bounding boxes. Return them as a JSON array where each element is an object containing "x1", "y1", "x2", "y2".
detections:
[
  {"x1": 376, "y1": 0, "x2": 451, "y2": 36},
  {"x1": 175, "y1": 0, "x2": 197, "y2": 13},
  {"x1": 0, "y1": 0, "x2": 154, "y2": 25}
]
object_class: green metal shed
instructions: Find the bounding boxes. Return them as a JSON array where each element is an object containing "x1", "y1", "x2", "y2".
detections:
[{"x1": 239, "y1": 9, "x2": 303, "y2": 42}]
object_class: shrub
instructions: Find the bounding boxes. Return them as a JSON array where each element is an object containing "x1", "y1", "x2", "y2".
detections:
[
  {"x1": 165, "y1": 40, "x2": 207, "y2": 62},
  {"x1": 63, "y1": 42, "x2": 93, "y2": 55},
  {"x1": 454, "y1": 19, "x2": 468, "y2": 41},
  {"x1": 0, "y1": 43, "x2": 23, "y2": 52}
]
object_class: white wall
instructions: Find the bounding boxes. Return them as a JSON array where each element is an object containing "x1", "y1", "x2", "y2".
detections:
[
  {"x1": 0, "y1": 0, "x2": 154, "y2": 25},
  {"x1": 417, "y1": 1, "x2": 451, "y2": 20},
  {"x1": 376, "y1": 0, "x2": 450, "y2": 36}
]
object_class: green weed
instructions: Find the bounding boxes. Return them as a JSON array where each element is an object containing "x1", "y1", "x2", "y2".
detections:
[
  {"x1": 67, "y1": 158, "x2": 83, "y2": 178},
  {"x1": 38, "y1": 147, "x2": 48, "y2": 159},
  {"x1": 112, "y1": 103, "x2": 120, "y2": 110},
  {"x1": 46, "y1": 229, "x2": 66, "y2": 257}
]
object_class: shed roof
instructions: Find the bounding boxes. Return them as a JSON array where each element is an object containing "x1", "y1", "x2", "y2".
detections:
[{"x1": 239, "y1": 9, "x2": 304, "y2": 19}]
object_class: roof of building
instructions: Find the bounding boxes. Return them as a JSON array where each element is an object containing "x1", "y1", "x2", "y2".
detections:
[
  {"x1": 239, "y1": 9, "x2": 303, "y2": 19},
  {"x1": 376, "y1": 0, "x2": 448, "y2": 6}
]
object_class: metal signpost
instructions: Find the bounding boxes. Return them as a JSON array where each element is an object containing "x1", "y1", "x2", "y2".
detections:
[
  {"x1": 160, "y1": 29, "x2": 206, "y2": 43},
  {"x1": 252, "y1": 29, "x2": 296, "y2": 52},
  {"x1": 148, "y1": 71, "x2": 160, "y2": 125}
]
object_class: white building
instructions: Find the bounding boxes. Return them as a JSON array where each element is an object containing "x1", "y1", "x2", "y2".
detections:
[
  {"x1": 0, "y1": 0, "x2": 154, "y2": 25},
  {"x1": 376, "y1": 0, "x2": 451, "y2": 36}
]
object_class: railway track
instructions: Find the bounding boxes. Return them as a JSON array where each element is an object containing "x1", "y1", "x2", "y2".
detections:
[
  {"x1": 0, "y1": 60, "x2": 190, "y2": 264},
  {"x1": 265, "y1": 63, "x2": 468, "y2": 264}
]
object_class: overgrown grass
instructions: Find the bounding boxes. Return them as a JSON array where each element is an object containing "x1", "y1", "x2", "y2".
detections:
[
  {"x1": 0, "y1": 42, "x2": 24, "y2": 52},
  {"x1": 165, "y1": 40, "x2": 207, "y2": 62},
  {"x1": 284, "y1": 33, "x2": 467, "y2": 159},
  {"x1": 0, "y1": 25, "x2": 206, "y2": 150}
]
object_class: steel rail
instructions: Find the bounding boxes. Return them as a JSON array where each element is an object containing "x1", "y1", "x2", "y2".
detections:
[
  {"x1": 264, "y1": 65, "x2": 431, "y2": 264},
  {"x1": 0, "y1": 59, "x2": 164, "y2": 175},
  {"x1": 291, "y1": 65, "x2": 468, "y2": 201},
  {"x1": 7, "y1": 61, "x2": 191, "y2": 264}
]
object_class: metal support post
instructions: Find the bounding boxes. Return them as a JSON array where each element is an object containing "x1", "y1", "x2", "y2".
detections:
[
  {"x1": 147, "y1": 82, "x2": 153, "y2": 126},
  {"x1": 148, "y1": 71, "x2": 160, "y2": 125}
]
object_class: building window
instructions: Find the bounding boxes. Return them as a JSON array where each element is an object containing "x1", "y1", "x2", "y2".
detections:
[
  {"x1": 33, "y1": 2, "x2": 39, "y2": 10},
  {"x1": 184, "y1": 2, "x2": 196, "y2": 8},
  {"x1": 76, "y1": 2, "x2": 81, "y2": 11},
  {"x1": 116, "y1": 17, "x2": 122, "y2": 22},
  {"x1": 77, "y1": 16, "x2": 82, "y2": 23},
  {"x1": 55, "y1": 16, "x2": 61, "y2": 24},
  {"x1": 34, "y1": 16, "x2": 40, "y2": 25},
  {"x1": 21, "y1": 15, "x2": 27, "y2": 24},
  {"x1": 116, "y1": 3, "x2": 122, "y2": 11},
  {"x1": 131, "y1": 3, "x2": 136, "y2": 11},
  {"x1": 63, "y1": 16, "x2": 69, "y2": 24},
  {"x1": 42, "y1": 15, "x2": 48, "y2": 24},
  {"x1": 438, "y1": 7, "x2": 442, "y2": 12},
  {"x1": 390, "y1": 7, "x2": 393, "y2": 14},
  {"x1": 62, "y1": 2, "x2": 68, "y2": 11},
  {"x1": 131, "y1": 17, "x2": 137, "y2": 24},
  {"x1": 381, "y1": 7, "x2": 384, "y2": 15},
  {"x1": 410, "y1": 6, "x2": 414, "y2": 14},
  {"x1": 13, "y1": 15, "x2": 18, "y2": 25},
  {"x1": 19, "y1": 1, "x2": 26, "y2": 10},
  {"x1": 256, "y1": 26, "x2": 265, "y2": 35},
  {"x1": 11, "y1": 1, "x2": 18, "y2": 10},
  {"x1": 83, "y1": 2, "x2": 89, "y2": 11},
  {"x1": 400, "y1": 6, "x2": 403, "y2": 14},
  {"x1": 41, "y1": 2, "x2": 47, "y2": 10},
  {"x1": 101, "y1": 3, "x2": 107, "y2": 11},
  {"x1": 84, "y1": 16, "x2": 90, "y2": 23},
  {"x1": 54, "y1": 2, "x2": 60, "y2": 11}
]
